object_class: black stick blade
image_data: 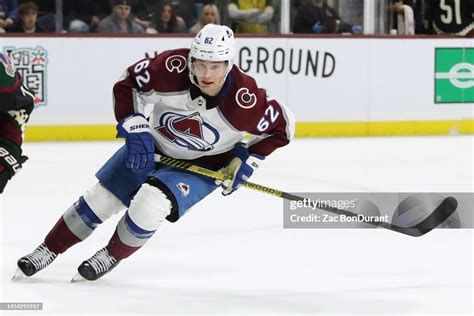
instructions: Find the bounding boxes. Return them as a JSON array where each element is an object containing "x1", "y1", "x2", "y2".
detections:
[{"x1": 394, "y1": 196, "x2": 459, "y2": 237}]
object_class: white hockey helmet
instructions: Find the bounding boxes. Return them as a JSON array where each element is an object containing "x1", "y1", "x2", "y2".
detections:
[{"x1": 188, "y1": 24, "x2": 235, "y2": 87}]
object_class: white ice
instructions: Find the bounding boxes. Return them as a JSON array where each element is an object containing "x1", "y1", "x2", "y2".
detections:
[{"x1": 1, "y1": 136, "x2": 473, "y2": 315}]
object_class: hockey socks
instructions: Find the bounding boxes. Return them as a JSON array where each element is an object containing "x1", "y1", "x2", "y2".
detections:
[
  {"x1": 45, "y1": 197, "x2": 101, "y2": 254},
  {"x1": 106, "y1": 211, "x2": 155, "y2": 260},
  {"x1": 106, "y1": 183, "x2": 172, "y2": 260}
]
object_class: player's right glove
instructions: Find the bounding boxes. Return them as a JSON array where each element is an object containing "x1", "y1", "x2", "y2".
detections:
[
  {"x1": 0, "y1": 137, "x2": 27, "y2": 193},
  {"x1": 116, "y1": 113, "x2": 155, "y2": 171},
  {"x1": 216, "y1": 144, "x2": 265, "y2": 196}
]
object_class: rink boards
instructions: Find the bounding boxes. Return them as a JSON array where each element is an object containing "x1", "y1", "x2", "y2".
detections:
[{"x1": 0, "y1": 35, "x2": 472, "y2": 140}]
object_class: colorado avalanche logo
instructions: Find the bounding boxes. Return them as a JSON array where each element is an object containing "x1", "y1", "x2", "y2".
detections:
[
  {"x1": 165, "y1": 55, "x2": 187, "y2": 73},
  {"x1": 235, "y1": 88, "x2": 257, "y2": 109},
  {"x1": 176, "y1": 182, "x2": 190, "y2": 198},
  {"x1": 156, "y1": 112, "x2": 220, "y2": 151}
]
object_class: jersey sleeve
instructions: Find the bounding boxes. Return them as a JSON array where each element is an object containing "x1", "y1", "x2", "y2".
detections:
[
  {"x1": 112, "y1": 48, "x2": 190, "y2": 122},
  {"x1": 222, "y1": 68, "x2": 295, "y2": 157},
  {"x1": 247, "y1": 91, "x2": 295, "y2": 157},
  {"x1": 0, "y1": 74, "x2": 35, "y2": 116}
]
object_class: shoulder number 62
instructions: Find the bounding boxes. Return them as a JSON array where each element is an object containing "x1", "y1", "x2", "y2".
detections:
[
  {"x1": 133, "y1": 60, "x2": 150, "y2": 88},
  {"x1": 257, "y1": 105, "x2": 280, "y2": 132}
]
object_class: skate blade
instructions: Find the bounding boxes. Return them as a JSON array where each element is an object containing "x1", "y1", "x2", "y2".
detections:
[
  {"x1": 70, "y1": 272, "x2": 87, "y2": 283},
  {"x1": 11, "y1": 268, "x2": 26, "y2": 281}
]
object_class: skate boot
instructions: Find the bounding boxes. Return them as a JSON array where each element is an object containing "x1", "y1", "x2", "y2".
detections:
[
  {"x1": 72, "y1": 247, "x2": 120, "y2": 282},
  {"x1": 13, "y1": 243, "x2": 58, "y2": 279}
]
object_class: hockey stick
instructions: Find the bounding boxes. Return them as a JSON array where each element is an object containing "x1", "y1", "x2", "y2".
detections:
[{"x1": 158, "y1": 156, "x2": 458, "y2": 237}]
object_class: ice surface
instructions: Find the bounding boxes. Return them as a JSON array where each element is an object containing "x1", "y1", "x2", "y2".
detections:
[{"x1": 1, "y1": 136, "x2": 472, "y2": 315}]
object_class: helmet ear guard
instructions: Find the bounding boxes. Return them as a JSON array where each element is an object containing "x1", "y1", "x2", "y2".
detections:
[{"x1": 188, "y1": 24, "x2": 235, "y2": 87}]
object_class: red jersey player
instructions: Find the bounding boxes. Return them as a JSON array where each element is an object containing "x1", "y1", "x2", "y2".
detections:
[
  {"x1": 14, "y1": 24, "x2": 295, "y2": 281},
  {"x1": 0, "y1": 52, "x2": 35, "y2": 194}
]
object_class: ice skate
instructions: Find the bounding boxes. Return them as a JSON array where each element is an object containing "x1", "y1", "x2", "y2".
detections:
[
  {"x1": 13, "y1": 243, "x2": 58, "y2": 280},
  {"x1": 71, "y1": 247, "x2": 120, "y2": 282}
]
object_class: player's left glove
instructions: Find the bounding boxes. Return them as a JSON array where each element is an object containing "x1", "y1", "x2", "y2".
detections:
[
  {"x1": 216, "y1": 144, "x2": 265, "y2": 196},
  {"x1": 116, "y1": 113, "x2": 155, "y2": 171}
]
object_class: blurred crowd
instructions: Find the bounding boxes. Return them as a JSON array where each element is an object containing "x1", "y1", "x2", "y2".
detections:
[{"x1": 0, "y1": 0, "x2": 472, "y2": 36}]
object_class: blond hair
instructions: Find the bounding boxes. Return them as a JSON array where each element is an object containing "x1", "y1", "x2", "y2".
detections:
[{"x1": 190, "y1": 4, "x2": 221, "y2": 34}]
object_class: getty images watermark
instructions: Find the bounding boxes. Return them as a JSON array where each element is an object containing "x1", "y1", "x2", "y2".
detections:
[
  {"x1": 0, "y1": 302, "x2": 43, "y2": 311},
  {"x1": 288, "y1": 197, "x2": 388, "y2": 224},
  {"x1": 283, "y1": 193, "x2": 473, "y2": 229}
]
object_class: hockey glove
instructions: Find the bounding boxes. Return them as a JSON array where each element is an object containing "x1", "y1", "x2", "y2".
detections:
[
  {"x1": 116, "y1": 113, "x2": 155, "y2": 171},
  {"x1": 216, "y1": 144, "x2": 265, "y2": 196},
  {"x1": 0, "y1": 138, "x2": 23, "y2": 178},
  {"x1": 0, "y1": 138, "x2": 28, "y2": 193}
]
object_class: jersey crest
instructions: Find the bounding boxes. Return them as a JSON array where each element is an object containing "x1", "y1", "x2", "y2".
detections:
[
  {"x1": 176, "y1": 182, "x2": 190, "y2": 198},
  {"x1": 155, "y1": 112, "x2": 220, "y2": 151},
  {"x1": 235, "y1": 87, "x2": 257, "y2": 109},
  {"x1": 165, "y1": 55, "x2": 187, "y2": 73}
]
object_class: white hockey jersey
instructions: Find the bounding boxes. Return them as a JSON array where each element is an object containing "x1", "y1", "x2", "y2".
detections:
[{"x1": 113, "y1": 48, "x2": 295, "y2": 169}]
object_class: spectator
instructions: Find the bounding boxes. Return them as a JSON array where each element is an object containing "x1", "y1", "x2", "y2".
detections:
[
  {"x1": 0, "y1": 9, "x2": 5, "y2": 32},
  {"x1": 34, "y1": 0, "x2": 56, "y2": 32},
  {"x1": 189, "y1": 3, "x2": 220, "y2": 34},
  {"x1": 290, "y1": 0, "x2": 304, "y2": 29},
  {"x1": 389, "y1": 0, "x2": 415, "y2": 35},
  {"x1": 293, "y1": 0, "x2": 355, "y2": 34},
  {"x1": 338, "y1": 0, "x2": 363, "y2": 28},
  {"x1": 0, "y1": 0, "x2": 19, "y2": 21},
  {"x1": 6, "y1": 2, "x2": 46, "y2": 33},
  {"x1": 147, "y1": 2, "x2": 186, "y2": 33},
  {"x1": 64, "y1": 0, "x2": 111, "y2": 33},
  {"x1": 428, "y1": 0, "x2": 474, "y2": 37},
  {"x1": 130, "y1": 0, "x2": 155, "y2": 30},
  {"x1": 174, "y1": 0, "x2": 196, "y2": 29},
  {"x1": 97, "y1": 0, "x2": 144, "y2": 33},
  {"x1": 0, "y1": 0, "x2": 18, "y2": 30},
  {"x1": 228, "y1": 0, "x2": 274, "y2": 33}
]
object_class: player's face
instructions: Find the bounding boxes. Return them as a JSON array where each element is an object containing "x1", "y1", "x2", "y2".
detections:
[
  {"x1": 114, "y1": 5, "x2": 131, "y2": 20},
  {"x1": 21, "y1": 11, "x2": 37, "y2": 30},
  {"x1": 203, "y1": 6, "x2": 217, "y2": 24},
  {"x1": 161, "y1": 4, "x2": 172, "y2": 23},
  {"x1": 193, "y1": 59, "x2": 228, "y2": 96}
]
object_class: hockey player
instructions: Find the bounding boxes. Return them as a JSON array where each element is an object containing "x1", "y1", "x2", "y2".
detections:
[
  {"x1": 15, "y1": 24, "x2": 295, "y2": 281},
  {"x1": 0, "y1": 52, "x2": 35, "y2": 194},
  {"x1": 429, "y1": 0, "x2": 474, "y2": 37}
]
